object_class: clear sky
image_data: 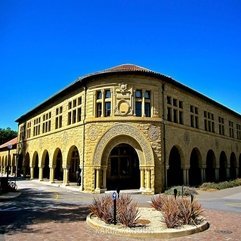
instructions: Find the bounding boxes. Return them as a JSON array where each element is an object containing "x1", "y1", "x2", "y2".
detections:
[{"x1": 1, "y1": 0, "x2": 241, "y2": 131}]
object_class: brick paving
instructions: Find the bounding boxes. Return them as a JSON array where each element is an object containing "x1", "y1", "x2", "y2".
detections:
[
  {"x1": 1, "y1": 208, "x2": 241, "y2": 241},
  {"x1": 1, "y1": 181, "x2": 241, "y2": 241}
]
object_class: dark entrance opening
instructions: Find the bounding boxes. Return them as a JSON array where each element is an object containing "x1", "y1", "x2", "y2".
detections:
[
  {"x1": 33, "y1": 154, "x2": 39, "y2": 179},
  {"x1": 230, "y1": 153, "x2": 237, "y2": 180},
  {"x1": 219, "y1": 152, "x2": 227, "y2": 181},
  {"x1": 55, "y1": 150, "x2": 63, "y2": 181},
  {"x1": 167, "y1": 146, "x2": 183, "y2": 187},
  {"x1": 69, "y1": 148, "x2": 80, "y2": 182},
  {"x1": 43, "y1": 152, "x2": 50, "y2": 179},
  {"x1": 206, "y1": 150, "x2": 216, "y2": 182},
  {"x1": 107, "y1": 144, "x2": 139, "y2": 190},
  {"x1": 189, "y1": 149, "x2": 201, "y2": 186}
]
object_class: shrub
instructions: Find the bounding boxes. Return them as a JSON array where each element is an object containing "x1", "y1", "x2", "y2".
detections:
[
  {"x1": 165, "y1": 186, "x2": 198, "y2": 196},
  {"x1": 89, "y1": 195, "x2": 113, "y2": 224},
  {"x1": 118, "y1": 194, "x2": 140, "y2": 227},
  {"x1": 200, "y1": 178, "x2": 241, "y2": 190},
  {"x1": 89, "y1": 194, "x2": 139, "y2": 227},
  {"x1": 177, "y1": 197, "x2": 203, "y2": 225},
  {"x1": 151, "y1": 194, "x2": 204, "y2": 228}
]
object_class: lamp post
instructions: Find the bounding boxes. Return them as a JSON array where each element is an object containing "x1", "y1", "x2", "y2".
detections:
[{"x1": 7, "y1": 144, "x2": 12, "y2": 179}]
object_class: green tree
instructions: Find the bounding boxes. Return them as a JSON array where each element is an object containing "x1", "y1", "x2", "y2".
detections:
[{"x1": 0, "y1": 128, "x2": 18, "y2": 145}]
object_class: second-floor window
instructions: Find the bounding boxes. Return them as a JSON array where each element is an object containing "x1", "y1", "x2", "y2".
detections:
[
  {"x1": 68, "y1": 97, "x2": 82, "y2": 125},
  {"x1": 204, "y1": 111, "x2": 215, "y2": 133},
  {"x1": 134, "y1": 89, "x2": 151, "y2": 117},
  {"x1": 237, "y1": 124, "x2": 241, "y2": 140},
  {"x1": 42, "y1": 112, "x2": 51, "y2": 133},
  {"x1": 33, "y1": 117, "x2": 41, "y2": 136},
  {"x1": 218, "y1": 117, "x2": 225, "y2": 135},
  {"x1": 26, "y1": 122, "x2": 31, "y2": 138},
  {"x1": 55, "y1": 106, "x2": 63, "y2": 129},
  {"x1": 190, "y1": 105, "x2": 199, "y2": 128},
  {"x1": 167, "y1": 96, "x2": 183, "y2": 124},
  {"x1": 96, "y1": 89, "x2": 111, "y2": 117},
  {"x1": 229, "y1": 121, "x2": 234, "y2": 138}
]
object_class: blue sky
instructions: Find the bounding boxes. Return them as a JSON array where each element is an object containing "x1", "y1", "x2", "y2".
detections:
[{"x1": 1, "y1": 0, "x2": 241, "y2": 131}]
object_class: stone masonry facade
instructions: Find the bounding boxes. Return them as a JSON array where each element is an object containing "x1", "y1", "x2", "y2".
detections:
[{"x1": 1, "y1": 64, "x2": 241, "y2": 194}]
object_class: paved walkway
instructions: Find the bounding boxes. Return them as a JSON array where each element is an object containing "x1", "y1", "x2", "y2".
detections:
[{"x1": 1, "y1": 181, "x2": 241, "y2": 241}]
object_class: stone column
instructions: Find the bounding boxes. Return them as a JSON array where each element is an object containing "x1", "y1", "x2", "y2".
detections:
[
  {"x1": 140, "y1": 168, "x2": 145, "y2": 190},
  {"x1": 201, "y1": 168, "x2": 206, "y2": 183},
  {"x1": 50, "y1": 167, "x2": 55, "y2": 183},
  {"x1": 146, "y1": 169, "x2": 151, "y2": 190},
  {"x1": 30, "y1": 167, "x2": 34, "y2": 179},
  {"x1": 183, "y1": 169, "x2": 189, "y2": 186},
  {"x1": 10, "y1": 166, "x2": 14, "y2": 176},
  {"x1": 102, "y1": 167, "x2": 107, "y2": 190},
  {"x1": 39, "y1": 167, "x2": 43, "y2": 181},
  {"x1": 63, "y1": 168, "x2": 69, "y2": 186},
  {"x1": 95, "y1": 168, "x2": 100, "y2": 192},
  {"x1": 215, "y1": 168, "x2": 219, "y2": 181}
]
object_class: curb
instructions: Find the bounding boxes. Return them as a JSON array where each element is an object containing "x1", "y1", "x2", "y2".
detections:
[
  {"x1": 86, "y1": 213, "x2": 209, "y2": 239},
  {"x1": 0, "y1": 192, "x2": 21, "y2": 201}
]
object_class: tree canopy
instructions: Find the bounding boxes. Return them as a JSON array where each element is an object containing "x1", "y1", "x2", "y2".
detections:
[{"x1": 0, "y1": 128, "x2": 18, "y2": 145}]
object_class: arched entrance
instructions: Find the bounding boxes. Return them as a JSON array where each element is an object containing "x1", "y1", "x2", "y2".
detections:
[
  {"x1": 230, "y1": 152, "x2": 237, "y2": 180},
  {"x1": 68, "y1": 146, "x2": 80, "y2": 182},
  {"x1": 219, "y1": 151, "x2": 227, "y2": 181},
  {"x1": 54, "y1": 149, "x2": 63, "y2": 181},
  {"x1": 206, "y1": 150, "x2": 216, "y2": 182},
  {"x1": 167, "y1": 146, "x2": 183, "y2": 187},
  {"x1": 43, "y1": 151, "x2": 50, "y2": 179},
  {"x1": 189, "y1": 148, "x2": 202, "y2": 186},
  {"x1": 33, "y1": 153, "x2": 39, "y2": 179},
  {"x1": 107, "y1": 144, "x2": 139, "y2": 190}
]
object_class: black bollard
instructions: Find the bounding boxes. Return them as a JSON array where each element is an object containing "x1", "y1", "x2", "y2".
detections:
[
  {"x1": 112, "y1": 192, "x2": 117, "y2": 225},
  {"x1": 174, "y1": 188, "x2": 177, "y2": 199}
]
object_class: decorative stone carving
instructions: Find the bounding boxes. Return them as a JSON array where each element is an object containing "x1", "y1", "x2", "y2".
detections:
[
  {"x1": 114, "y1": 83, "x2": 133, "y2": 116},
  {"x1": 148, "y1": 125, "x2": 160, "y2": 141},
  {"x1": 88, "y1": 125, "x2": 98, "y2": 141}
]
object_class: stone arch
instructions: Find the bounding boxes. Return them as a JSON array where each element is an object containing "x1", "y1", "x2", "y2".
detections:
[
  {"x1": 53, "y1": 148, "x2": 63, "y2": 181},
  {"x1": 206, "y1": 150, "x2": 216, "y2": 182},
  {"x1": 93, "y1": 124, "x2": 154, "y2": 168},
  {"x1": 167, "y1": 145, "x2": 184, "y2": 187},
  {"x1": 230, "y1": 152, "x2": 237, "y2": 180},
  {"x1": 32, "y1": 151, "x2": 39, "y2": 179},
  {"x1": 41, "y1": 150, "x2": 50, "y2": 179},
  {"x1": 219, "y1": 151, "x2": 227, "y2": 181},
  {"x1": 67, "y1": 146, "x2": 80, "y2": 182},
  {"x1": 189, "y1": 148, "x2": 202, "y2": 186}
]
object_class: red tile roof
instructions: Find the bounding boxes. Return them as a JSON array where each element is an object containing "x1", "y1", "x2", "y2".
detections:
[
  {"x1": 0, "y1": 137, "x2": 18, "y2": 149},
  {"x1": 100, "y1": 64, "x2": 154, "y2": 73}
]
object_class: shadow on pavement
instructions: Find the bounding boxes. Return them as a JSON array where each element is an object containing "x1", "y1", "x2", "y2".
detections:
[{"x1": 0, "y1": 187, "x2": 89, "y2": 235}]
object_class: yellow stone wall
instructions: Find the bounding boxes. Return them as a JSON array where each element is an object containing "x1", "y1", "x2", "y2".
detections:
[{"x1": 9, "y1": 72, "x2": 241, "y2": 194}]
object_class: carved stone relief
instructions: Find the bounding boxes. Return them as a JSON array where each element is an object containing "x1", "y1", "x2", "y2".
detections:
[{"x1": 148, "y1": 125, "x2": 160, "y2": 141}]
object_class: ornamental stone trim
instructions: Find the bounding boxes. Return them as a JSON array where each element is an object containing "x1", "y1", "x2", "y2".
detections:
[
  {"x1": 148, "y1": 125, "x2": 160, "y2": 141},
  {"x1": 93, "y1": 123, "x2": 154, "y2": 167}
]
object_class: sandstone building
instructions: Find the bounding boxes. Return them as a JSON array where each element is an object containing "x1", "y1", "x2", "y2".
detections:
[{"x1": 4, "y1": 64, "x2": 241, "y2": 194}]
